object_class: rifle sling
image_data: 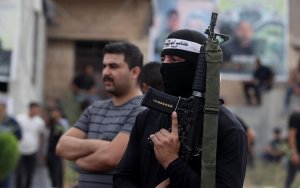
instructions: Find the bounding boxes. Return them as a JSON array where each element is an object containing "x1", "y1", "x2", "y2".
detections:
[{"x1": 201, "y1": 38, "x2": 222, "y2": 188}]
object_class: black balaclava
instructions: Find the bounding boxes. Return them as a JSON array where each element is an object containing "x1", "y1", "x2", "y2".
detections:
[{"x1": 160, "y1": 29, "x2": 207, "y2": 98}]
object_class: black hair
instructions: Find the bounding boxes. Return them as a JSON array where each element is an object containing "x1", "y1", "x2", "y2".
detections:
[
  {"x1": 103, "y1": 42, "x2": 143, "y2": 82},
  {"x1": 273, "y1": 127, "x2": 281, "y2": 134},
  {"x1": 167, "y1": 9, "x2": 179, "y2": 18},
  {"x1": 103, "y1": 42, "x2": 143, "y2": 69},
  {"x1": 80, "y1": 99, "x2": 91, "y2": 112},
  {"x1": 29, "y1": 102, "x2": 40, "y2": 108},
  {"x1": 140, "y1": 62, "x2": 164, "y2": 91}
]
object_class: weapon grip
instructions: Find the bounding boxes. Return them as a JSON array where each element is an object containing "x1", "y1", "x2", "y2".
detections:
[{"x1": 192, "y1": 45, "x2": 206, "y2": 93}]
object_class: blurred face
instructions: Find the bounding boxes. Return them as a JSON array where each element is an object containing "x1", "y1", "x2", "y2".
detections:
[
  {"x1": 235, "y1": 21, "x2": 253, "y2": 46},
  {"x1": 102, "y1": 53, "x2": 133, "y2": 97},
  {"x1": 30, "y1": 106, "x2": 42, "y2": 117},
  {"x1": 51, "y1": 109, "x2": 62, "y2": 120},
  {"x1": 255, "y1": 59, "x2": 261, "y2": 68},
  {"x1": 85, "y1": 65, "x2": 94, "y2": 76},
  {"x1": 168, "y1": 13, "x2": 179, "y2": 31},
  {"x1": 0, "y1": 104, "x2": 6, "y2": 114},
  {"x1": 274, "y1": 132, "x2": 281, "y2": 141}
]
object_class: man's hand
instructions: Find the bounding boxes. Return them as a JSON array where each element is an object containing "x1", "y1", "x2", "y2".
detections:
[
  {"x1": 74, "y1": 132, "x2": 130, "y2": 171},
  {"x1": 150, "y1": 111, "x2": 180, "y2": 169},
  {"x1": 294, "y1": 86, "x2": 300, "y2": 95},
  {"x1": 156, "y1": 178, "x2": 170, "y2": 188}
]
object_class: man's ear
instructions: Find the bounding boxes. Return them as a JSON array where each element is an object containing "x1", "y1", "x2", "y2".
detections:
[
  {"x1": 141, "y1": 83, "x2": 149, "y2": 94},
  {"x1": 130, "y1": 66, "x2": 141, "y2": 80}
]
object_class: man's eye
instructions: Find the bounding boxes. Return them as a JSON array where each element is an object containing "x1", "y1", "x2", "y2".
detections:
[
  {"x1": 174, "y1": 58, "x2": 184, "y2": 63},
  {"x1": 110, "y1": 64, "x2": 118, "y2": 69}
]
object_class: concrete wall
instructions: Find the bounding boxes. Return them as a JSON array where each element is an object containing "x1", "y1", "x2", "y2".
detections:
[
  {"x1": 289, "y1": 0, "x2": 300, "y2": 48},
  {"x1": 44, "y1": 40, "x2": 74, "y2": 99},
  {"x1": 288, "y1": 0, "x2": 300, "y2": 72},
  {"x1": 220, "y1": 80, "x2": 246, "y2": 105},
  {"x1": 48, "y1": 0, "x2": 150, "y2": 40}
]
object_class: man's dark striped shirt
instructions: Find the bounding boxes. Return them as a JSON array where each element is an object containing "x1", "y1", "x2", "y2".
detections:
[{"x1": 74, "y1": 96, "x2": 145, "y2": 188}]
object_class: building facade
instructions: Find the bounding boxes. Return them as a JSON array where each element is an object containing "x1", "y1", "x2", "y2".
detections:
[
  {"x1": 44, "y1": 0, "x2": 300, "y2": 106},
  {"x1": 45, "y1": 0, "x2": 151, "y2": 100},
  {"x1": 2, "y1": 0, "x2": 46, "y2": 114}
]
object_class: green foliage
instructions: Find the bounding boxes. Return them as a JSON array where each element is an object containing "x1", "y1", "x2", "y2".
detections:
[
  {"x1": 62, "y1": 93, "x2": 81, "y2": 125},
  {"x1": 64, "y1": 161, "x2": 79, "y2": 187},
  {"x1": 0, "y1": 131, "x2": 20, "y2": 181}
]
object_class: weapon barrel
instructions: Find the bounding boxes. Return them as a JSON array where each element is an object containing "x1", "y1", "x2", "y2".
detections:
[{"x1": 210, "y1": 13, "x2": 218, "y2": 34}]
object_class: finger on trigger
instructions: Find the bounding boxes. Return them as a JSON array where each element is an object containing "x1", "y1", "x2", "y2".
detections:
[{"x1": 171, "y1": 111, "x2": 179, "y2": 135}]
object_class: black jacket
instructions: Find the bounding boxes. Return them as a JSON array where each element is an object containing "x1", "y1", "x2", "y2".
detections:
[{"x1": 114, "y1": 105, "x2": 247, "y2": 188}]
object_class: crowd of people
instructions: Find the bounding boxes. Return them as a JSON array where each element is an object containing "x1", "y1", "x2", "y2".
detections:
[
  {"x1": 0, "y1": 100, "x2": 69, "y2": 188},
  {"x1": 1, "y1": 26, "x2": 300, "y2": 188}
]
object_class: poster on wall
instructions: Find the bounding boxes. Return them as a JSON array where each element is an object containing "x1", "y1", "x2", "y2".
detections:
[
  {"x1": 0, "y1": 0, "x2": 19, "y2": 82},
  {"x1": 218, "y1": 0, "x2": 288, "y2": 79},
  {"x1": 149, "y1": 0, "x2": 288, "y2": 80},
  {"x1": 149, "y1": 0, "x2": 217, "y2": 62}
]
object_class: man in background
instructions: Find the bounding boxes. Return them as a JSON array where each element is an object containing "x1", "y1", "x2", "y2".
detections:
[
  {"x1": 72, "y1": 64, "x2": 99, "y2": 103},
  {"x1": 284, "y1": 59, "x2": 300, "y2": 111},
  {"x1": 243, "y1": 58, "x2": 274, "y2": 105},
  {"x1": 15, "y1": 102, "x2": 46, "y2": 188},
  {"x1": 47, "y1": 107, "x2": 69, "y2": 188},
  {"x1": 140, "y1": 61, "x2": 164, "y2": 94},
  {"x1": 56, "y1": 42, "x2": 145, "y2": 188},
  {"x1": 262, "y1": 127, "x2": 286, "y2": 163},
  {"x1": 285, "y1": 106, "x2": 300, "y2": 188},
  {"x1": 0, "y1": 100, "x2": 22, "y2": 188}
]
